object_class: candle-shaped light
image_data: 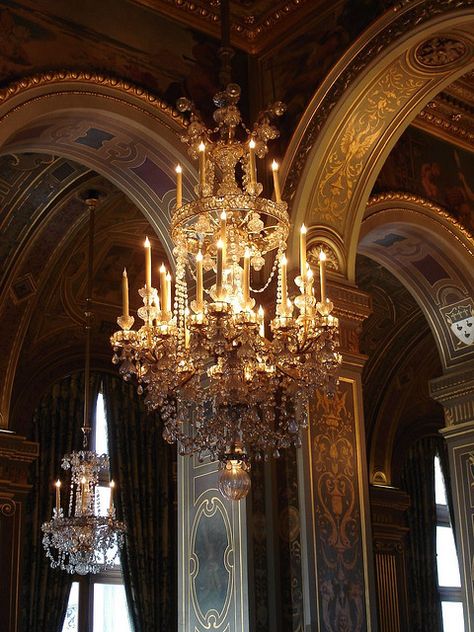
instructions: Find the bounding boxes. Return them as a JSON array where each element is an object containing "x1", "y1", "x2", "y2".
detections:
[
  {"x1": 280, "y1": 254, "x2": 288, "y2": 313},
  {"x1": 249, "y1": 139, "x2": 257, "y2": 187},
  {"x1": 299, "y1": 224, "x2": 307, "y2": 279},
  {"x1": 196, "y1": 250, "x2": 204, "y2": 311},
  {"x1": 258, "y1": 306, "x2": 265, "y2": 337},
  {"x1": 109, "y1": 480, "x2": 115, "y2": 513},
  {"x1": 243, "y1": 248, "x2": 250, "y2": 307},
  {"x1": 55, "y1": 479, "x2": 61, "y2": 513},
  {"x1": 160, "y1": 264, "x2": 167, "y2": 314},
  {"x1": 184, "y1": 306, "x2": 190, "y2": 349},
  {"x1": 271, "y1": 160, "x2": 281, "y2": 203},
  {"x1": 216, "y1": 239, "x2": 224, "y2": 299},
  {"x1": 175, "y1": 164, "x2": 183, "y2": 208},
  {"x1": 220, "y1": 210, "x2": 227, "y2": 265},
  {"x1": 166, "y1": 272, "x2": 172, "y2": 314},
  {"x1": 198, "y1": 141, "x2": 206, "y2": 191},
  {"x1": 319, "y1": 250, "x2": 327, "y2": 304},
  {"x1": 144, "y1": 236, "x2": 152, "y2": 290},
  {"x1": 81, "y1": 476, "x2": 87, "y2": 513},
  {"x1": 122, "y1": 268, "x2": 129, "y2": 317},
  {"x1": 306, "y1": 266, "x2": 314, "y2": 296}
]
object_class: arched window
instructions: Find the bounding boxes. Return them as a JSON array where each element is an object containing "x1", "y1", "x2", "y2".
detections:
[
  {"x1": 434, "y1": 454, "x2": 464, "y2": 631},
  {"x1": 61, "y1": 391, "x2": 133, "y2": 632}
]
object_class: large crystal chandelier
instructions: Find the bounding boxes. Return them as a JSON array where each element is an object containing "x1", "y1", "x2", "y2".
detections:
[
  {"x1": 110, "y1": 4, "x2": 341, "y2": 501},
  {"x1": 42, "y1": 195, "x2": 126, "y2": 573}
]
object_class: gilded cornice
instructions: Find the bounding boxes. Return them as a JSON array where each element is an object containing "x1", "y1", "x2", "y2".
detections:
[
  {"x1": 0, "y1": 71, "x2": 187, "y2": 128},
  {"x1": 130, "y1": 0, "x2": 319, "y2": 53},
  {"x1": 284, "y1": 0, "x2": 474, "y2": 206},
  {"x1": 367, "y1": 192, "x2": 474, "y2": 252}
]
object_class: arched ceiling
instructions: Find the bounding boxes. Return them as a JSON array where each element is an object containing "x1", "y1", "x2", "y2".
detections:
[
  {"x1": 357, "y1": 255, "x2": 444, "y2": 485},
  {"x1": 0, "y1": 152, "x2": 169, "y2": 433}
]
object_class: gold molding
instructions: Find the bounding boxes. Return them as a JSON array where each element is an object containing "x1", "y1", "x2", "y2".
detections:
[
  {"x1": 367, "y1": 192, "x2": 474, "y2": 250},
  {"x1": 0, "y1": 71, "x2": 186, "y2": 128}
]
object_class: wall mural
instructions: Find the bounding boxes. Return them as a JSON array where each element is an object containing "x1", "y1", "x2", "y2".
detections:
[
  {"x1": 374, "y1": 126, "x2": 474, "y2": 233},
  {"x1": 0, "y1": 1, "x2": 247, "y2": 119}
]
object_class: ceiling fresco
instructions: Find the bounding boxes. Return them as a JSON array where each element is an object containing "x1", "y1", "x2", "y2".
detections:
[
  {"x1": 10, "y1": 183, "x2": 168, "y2": 433},
  {"x1": 373, "y1": 125, "x2": 474, "y2": 234}
]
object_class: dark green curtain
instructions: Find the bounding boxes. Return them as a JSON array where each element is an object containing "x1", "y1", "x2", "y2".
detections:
[
  {"x1": 400, "y1": 435, "x2": 443, "y2": 632},
  {"x1": 102, "y1": 374, "x2": 177, "y2": 632},
  {"x1": 22, "y1": 372, "x2": 100, "y2": 632}
]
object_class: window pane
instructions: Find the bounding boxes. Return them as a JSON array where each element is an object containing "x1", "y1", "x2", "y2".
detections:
[
  {"x1": 93, "y1": 583, "x2": 133, "y2": 632},
  {"x1": 62, "y1": 582, "x2": 79, "y2": 632},
  {"x1": 435, "y1": 455, "x2": 447, "y2": 506},
  {"x1": 95, "y1": 392, "x2": 109, "y2": 455},
  {"x1": 96, "y1": 485, "x2": 111, "y2": 517},
  {"x1": 442, "y1": 601, "x2": 464, "y2": 631},
  {"x1": 437, "y1": 526, "x2": 461, "y2": 587}
]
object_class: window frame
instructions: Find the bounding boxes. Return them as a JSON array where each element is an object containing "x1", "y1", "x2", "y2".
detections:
[
  {"x1": 62, "y1": 389, "x2": 131, "y2": 632},
  {"x1": 434, "y1": 454, "x2": 464, "y2": 629}
]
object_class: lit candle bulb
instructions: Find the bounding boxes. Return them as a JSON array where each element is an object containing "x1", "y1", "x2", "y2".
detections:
[
  {"x1": 198, "y1": 141, "x2": 206, "y2": 192},
  {"x1": 144, "y1": 236, "x2": 152, "y2": 290},
  {"x1": 109, "y1": 480, "x2": 115, "y2": 512},
  {"x1": 271, "y1": 160, "x2": 281, "y2": 203},
  {"x1": 55, "y1": 479, "x2": 61, "y2": 513},
  {"x1": 280, "y1": 254, "x2": 288, "y2": 313},
  {"x1": 243, "y1": 248, "x2": 250, "y2": 307},
  {"x1": 196, "y1": 250, "x2": 203, "y2": 311},
  {"x1": 166, "y1": 272, "x2": 172, "y2": 314},
  {"x1": 249, "y1": 139, "x2": 257, "y2": 187},
  {"x1": 122, "y1": 268, "x2": 129, "y2": 317},
  {"x1": 319, "y1": 250, "x2": 327, "y2": 304},
  {"x1": 258, "y1": 306, "x2": 265, "y2": 337},
  {"x1": 216, "y1": 239, "x2": 224, "y2": 299},
  {"x1": 175, "y1": 164, "x2": 182, "y2": 208},
  {"x1": 160, "y1": 264, "x2": 167, "y2": 315},
  {"x1": 299, "y1": 224, "x2": 307, "y2": 279}
]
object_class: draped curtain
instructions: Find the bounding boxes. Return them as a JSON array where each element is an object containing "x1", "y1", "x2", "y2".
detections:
[
  {"x1": 22, "y1": 371, "x2": 100, "y2": 632},
  {"x1": 400, "y1": 435, "x2": 444, "y2": 632},
  {"x1": 102, "y1": 374, "x2": 177, "y2": 632}
]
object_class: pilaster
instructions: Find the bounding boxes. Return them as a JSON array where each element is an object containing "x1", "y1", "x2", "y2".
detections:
[
  {"x1": 0, "y1": 430, "x2": 38, "y2": 632},
  {"x1": 298, "y1": 280, "x2": 378, "y2": 631}
]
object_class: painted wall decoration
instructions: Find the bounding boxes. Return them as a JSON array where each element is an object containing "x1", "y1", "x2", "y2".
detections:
[
  {"x1": 310, "y1": 381, "x2": 366, "y2": 632},
  {"x1": 374, "y1": 127, "x2": 474, "y2": 233}
]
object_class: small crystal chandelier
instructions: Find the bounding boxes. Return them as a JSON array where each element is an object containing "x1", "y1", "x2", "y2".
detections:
[
  {"x1": 42, "y1": 195, "x2": 126, "y2": 574},
  {"x1": 110, "y1": 3, "x2": 341, "y2": 501}
]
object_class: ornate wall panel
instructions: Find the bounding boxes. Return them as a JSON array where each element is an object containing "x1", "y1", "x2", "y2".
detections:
[{"x1": 178, "y1": 451, "x2": 249, "y2": 632}]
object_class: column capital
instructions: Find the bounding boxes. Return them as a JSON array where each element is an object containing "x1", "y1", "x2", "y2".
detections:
[
  {"x1": 429, "y1": 361, "x2": 474, "y2": 426},
  {"x1": 330, "y1": 280, "x2": 372, "y2": 359},
  {"x1": 0, "y1": 430, "x2": 38, "y2": 495}
]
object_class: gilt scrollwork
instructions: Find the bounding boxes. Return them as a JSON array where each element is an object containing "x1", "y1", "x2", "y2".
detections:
[
  {"x1": 314, "y1": 64, "x2": 424, "y2": 228},
  {"x1": 312, "y1": 384, "x2": 366, "y2": 631}
]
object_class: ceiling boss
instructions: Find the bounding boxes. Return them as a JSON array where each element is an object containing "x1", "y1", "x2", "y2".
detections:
[{"x1": 110, "y1": 77, "x2": 341, "y2": 500}]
